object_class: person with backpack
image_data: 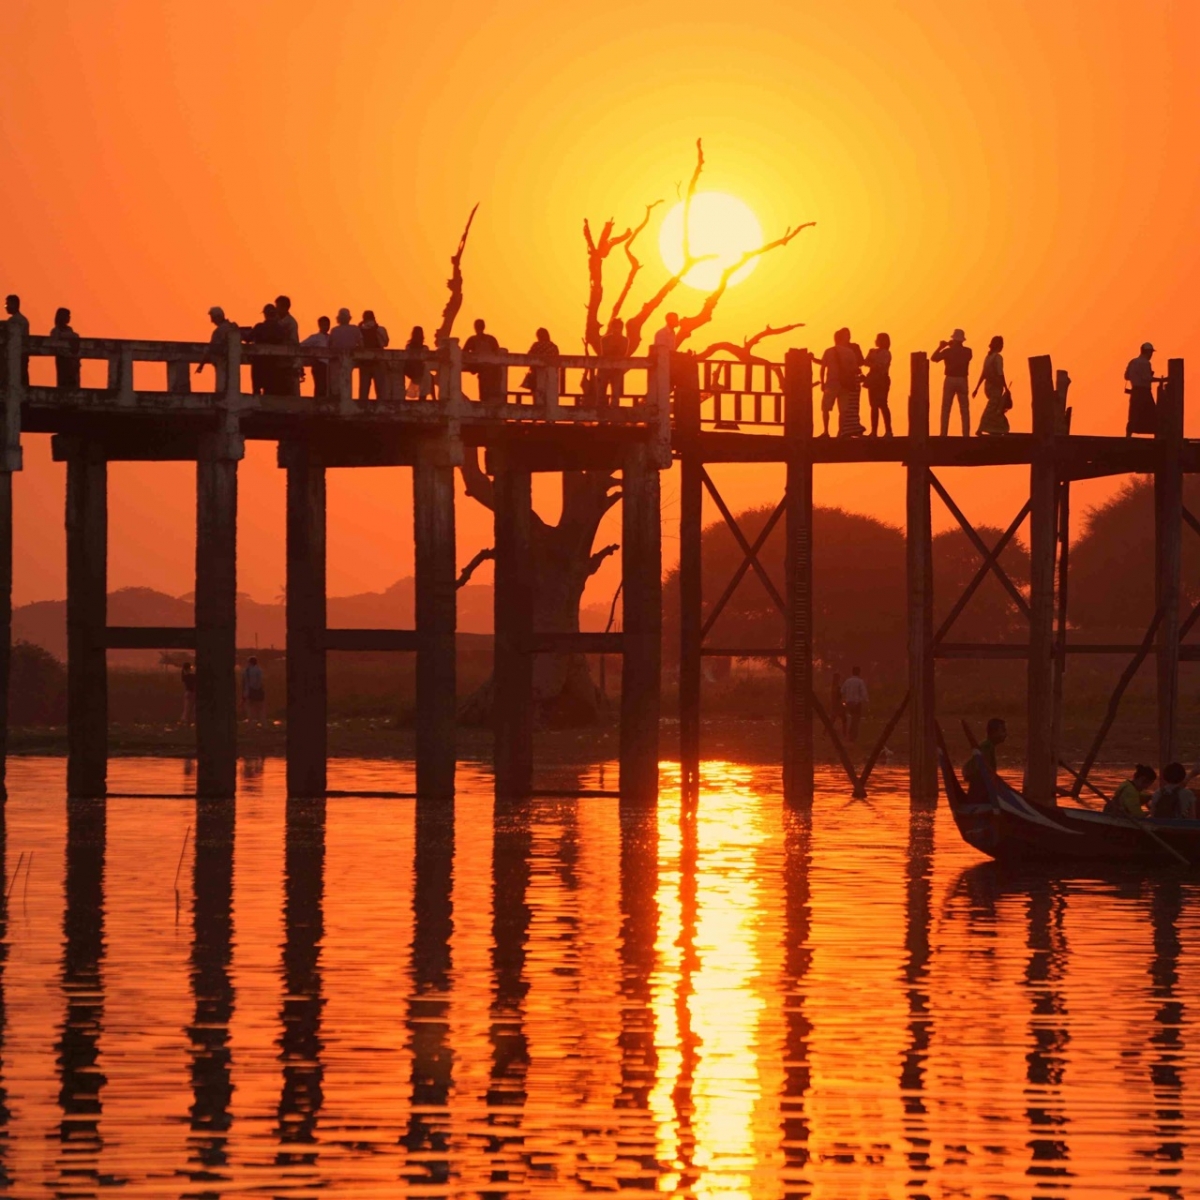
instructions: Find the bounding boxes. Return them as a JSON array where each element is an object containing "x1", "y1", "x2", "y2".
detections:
[{"x1": 1150, "y1": 762, "x2": 1197, "y2": 819}]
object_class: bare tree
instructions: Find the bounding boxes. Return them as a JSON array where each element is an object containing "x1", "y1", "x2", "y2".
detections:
[{"x1": 457, "y1": 142, "x2": 814, "y2": 725}]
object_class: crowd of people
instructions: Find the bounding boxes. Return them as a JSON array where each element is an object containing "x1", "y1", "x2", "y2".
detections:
[{"x1": 1, "y1": 294, "x2": 1174, "y2": 436}]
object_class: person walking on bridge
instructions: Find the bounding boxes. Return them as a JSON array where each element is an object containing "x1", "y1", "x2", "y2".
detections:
[
  {"x1": 358, "y1": 309, "x2": 389, "y2": 400},
  {"x1": 196, "y1": 306, "x2": 239, "y2": 384},
  {"x1": 864, "y1": 332, "x2": 893, "y2": 437},
  {"x1": 1124, "y1": 341, "x2": 1163, "y2": 436},
  {"x1": 974, "y1": 335, "x2": 1010, "y2": 435},
  {"x1": 832, "y1": 327, "x2": 865, "y2": 437},
  {"x1": 275, "y1": 294, "x2": 301, "y2": 396},
  {"x1": 46, "y1": 307, "x2": 81, "y2": 390},
  {"x1": 301, "y1": 315, "x2": 331, "y2": 399},
  {"x1": 932, "y1": 328, "x2": 973, "y2": 437},
  {"x1": 464, "y1": 318, "x2": 504, "y2": 404},
  {"x1": 2, "y1": 295, "x2": 30, "y2": 389},
  {"x1": 328, "y1": 307, "x2": 363, "y2": 400}
]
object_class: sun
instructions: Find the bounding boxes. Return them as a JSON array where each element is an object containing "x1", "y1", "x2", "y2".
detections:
[{"x1": 659, "y1": 191, "x2": 764, "y2": 292}]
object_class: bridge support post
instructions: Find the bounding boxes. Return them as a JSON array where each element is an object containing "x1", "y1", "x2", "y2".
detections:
[
  {"x1": 784, "y1": 348, "x2": 814, "y2": 807},
  {"x1": 283, "y1": 441, "x2": 326, "y2": 798},
  {"x1": 0, "y1": 330, "x2": 22, "y2": 799},
  {"x1": 1156, "y1": 359, "x2": 1184, "y2": 769},
  {"x1": 196, "y1": 432, "x2": 241, "y2": 800},
  {"x1": 64, "y1": 441, "x2": 108, "y2": 799},
  {"x1": 906, "y1": 353, "x2": 936, "y2": 805},
  {"x1": 1026, "y1": 356, "x2": 1058, "y2": 804},
  {"x1": 414, "y1": 438, "x2": 457, "y2": 800},
  {"x1": 493, "y1": 452, "x2": 533, "y2": 798},
  {"x1": 678, "y1": 357, "x2": 703, "y2": 800},
  {"x1": 620, "y1": 440, "x2": 662, "y2": 804}
]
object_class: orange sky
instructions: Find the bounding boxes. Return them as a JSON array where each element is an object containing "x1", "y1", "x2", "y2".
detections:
[{"x1": 2, "y1": 0, "x2": 1198, "y2": 608}]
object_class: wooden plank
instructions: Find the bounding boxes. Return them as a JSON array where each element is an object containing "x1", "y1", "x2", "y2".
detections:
[
  {"x1": 285, "y1": 443, "x2": 327, "y2": 798},
  {"x1": 414, "y1": 440, "x2": 457, "y2": 800},
  {"x1": 784, "y1": 347, "x2": 815, "y2": 805},
  {"x1": 1025, "y1": 354, "x2": 1059, "y2": 804},
  {"x1": 677, "y1": 356, "x2": 703, "y2": 798},
  {"x1": 906, "y1": 351, "x2": 936, "y2": 804},
  {"x1": 195, "y1": 434, "x2": 240, "y2": 800},
  {"x1": 620, "y1": 440, "x2": 662, "y2": 804},
  {"x1": 1156, "y1": 359, "x2": 1184, "y2": 768},
  {"x1": 66, "y1": 446, "x2": 107, "y2": 799},
  {"x1": 324, "y1": 628, "x2": 418, "y2": 652},
  {"x1": 105, "y1": 625, "x2": 196, "y2": 649}
]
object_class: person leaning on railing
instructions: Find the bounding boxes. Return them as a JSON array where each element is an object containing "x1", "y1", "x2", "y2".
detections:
[
  {"x1": 195, "y1": 305, "x2": 240, "y2": 381},
  {"x1": 46, "y1": 306, "x2": 81, "y2": 390}
]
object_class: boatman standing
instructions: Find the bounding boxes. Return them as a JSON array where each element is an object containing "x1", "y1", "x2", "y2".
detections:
[
  {"x1": 1124, "y1": 341, "x2": 1164, "y2": 436},
  {"x1": 963, "y1": 717, "x2": 1007, "y2": 803}
]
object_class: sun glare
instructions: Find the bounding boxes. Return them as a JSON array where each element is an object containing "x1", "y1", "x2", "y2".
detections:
[{"x1": 659, "y1": 191, "x2": 765, "y2": 292}]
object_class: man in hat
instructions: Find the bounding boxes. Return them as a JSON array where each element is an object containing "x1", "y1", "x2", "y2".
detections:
[
  {"x1": 196, "y1": 305, "x2": 240, "y2": 383},
  {"x1": 1124, "y1": 341, "x2": 1164, "y2": 436},
  {"x1": 932, "y1": 328, "x2": 973, "y2": 437}
]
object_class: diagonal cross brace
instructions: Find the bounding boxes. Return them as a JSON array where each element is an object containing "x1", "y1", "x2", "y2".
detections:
[
  {"x1": 929, "y1": 471, "x2": 1031, "y2": 622},
  {"x1": 699, "y1": 468, "x2": 786, "y2": 641},
  {"x1": 934, "y1": 501, "x2": 1032, "y2": 645}
]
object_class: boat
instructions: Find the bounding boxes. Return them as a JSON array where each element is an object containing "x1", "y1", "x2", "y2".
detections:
[{"x1": 938, "y1": 740, "x2": 1200, "y2": 868}]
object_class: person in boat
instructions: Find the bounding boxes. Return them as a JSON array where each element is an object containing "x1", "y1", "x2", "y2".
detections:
[
  {"x1": 1105, "y1": 764, "x2": 1156, "y2": 818},
  {"x1": 963, "y1": 717, "x2": 1006, "y2": 803},
  {"x1": 1149, "y1": 762, "x2": 1197, "y2": 819}
]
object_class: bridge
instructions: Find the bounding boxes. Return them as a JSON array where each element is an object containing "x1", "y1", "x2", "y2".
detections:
[{"x1": 0, "y1": 330, "x2": 1189, "y2": 806}]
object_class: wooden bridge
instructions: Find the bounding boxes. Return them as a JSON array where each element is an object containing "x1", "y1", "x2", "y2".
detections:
[{"x1": 0, "y1": 329, "x2": 1189, "y2": 806}]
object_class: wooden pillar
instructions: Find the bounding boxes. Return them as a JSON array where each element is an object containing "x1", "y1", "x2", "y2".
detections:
[
  {"x1": 1026, "y1": 355, "x2": 1058, "y2": 804},
  {"x1": 906, "y1": 352, "x2": 936, "y2": 805},
  {"x1": 0, "y1": 472, "x2": 12, "y2": 800},
  {"x1": 493, "y1": 452, "x2": 533, "y2": 798},
  {"x1": 1155, "y1": 359, "x2": 1184, "y2": 769},
  {"x1": 677, "y1": 356, "x2": 703, "y2": 798},
  {"x1": 620, "y1": 440, "x2": 662, "y2": 803},
  {"x1": 65, "y1": 443, "x2": 107, "y2": 799},
  {"x1": 1051, "y1": 478, "x2": 1070, "y2": 769},
  {"x1": 195, "y1": 432, "x2": 241, "y2": 800},
  {"x1": 414, "y1": 439, "x2": 457, "y2": 800},
  {"x1": 283, "y1": 441, "x2": 326, "y2": 798},
  {"x1": 784, "y1": 348, "x2": 814, "y2": 806}
]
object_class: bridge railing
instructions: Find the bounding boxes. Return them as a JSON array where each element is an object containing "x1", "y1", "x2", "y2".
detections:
[{"x1": 697, "y1": 358, "x2": 787, "y2": 431}]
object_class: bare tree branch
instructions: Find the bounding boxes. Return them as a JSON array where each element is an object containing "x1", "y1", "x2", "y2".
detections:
[
  {"x1": 583, "y1": 217, "x2": 633, "y2": 354},
  {"x1": 610, "y1": 200, "x2": 662, "y2": 324},
  {"x1": 434, "y1": 203, "x2": 479, "y2": 345},
  {"x1": 676, "y1": 223, "x2": 815, "y2": 348},
  {"x1": 459, "y1": 445, "x2": 495, "y2": 512},
  {"x1": 588, "y1": 543, "x2": 620, "y2": 575},
  {"x1": 456, "y1": 546, "x2": 494, "y2": 589},
  {"x1": 695, "y1": 321, "x2": 807, "y2": 362}
]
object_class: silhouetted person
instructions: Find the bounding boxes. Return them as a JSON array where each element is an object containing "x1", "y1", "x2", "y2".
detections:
[
  {"x1": 275, "y1": 294, "x2": 301, "y2": 396},
  {"x1": 932, "y1": 328, "x2": 972, "y2": 437},
  {"x1": 463, "y1": 317, "x2": 504, "y2": 404},
  {"x1": 250, "y1": 303, "x2": 285, "y2": 395},
  {"x1": 818, "y1": 337, "x2": 838, "y2": 436},
  {"x1": 328, "y1": 308, "x2": 363, "y2": 401},
  {"x1": 974, "y1": 335, "x2": 1010, "y2": 435},
  {"x1": 180, "y1": 661, "x2": 196, "y2": 726},
  {"x1": 653, "y1": 311, "x2": 679, "y2": 351},
  {"x1": 2, "y1": 294, "x2": 30, "y2": 388},
  {"x1": 1124, "y1": 341, "x2": 1163, "y2": 437},
  {"x1": 963, "y1": 716, "x2": 1007, "y2": 803},
  {"x1": 47, "y1": 306, "x2": 81, "y2": 390},
  {"x1": 405, "y1": 326, "x2": 431, "y2": 400},
  {"x1": 242, "y1": 656, "x2": 265, "y2": 726},
  {"x1": 840, "y1": 665, "x2": 868, "y2": 741},
  {"x1": 864, "y1": 331, "x2": 892, "y2": 437},
  {"x1": 832, "y1": 327, "x2": 865, "y2": 437},
  {"x1": 301, "y1": 316, "x2": 331, "y2": 399},
  {"x1": 1150, "y1": 762, "x2": 1197, "y2": 819},
  {"x1": 1106, "y1": 764, "x2": 1155, "y2": 818},
  {"x1": 599, "y1": 317, "x2": 628, "y2": 405},
  {"x1": 358, "y1": 309, "x2": 389, "y2": 400},
  {"x1": 196, "y1": 306, "x2": 239, "y2": 383}
]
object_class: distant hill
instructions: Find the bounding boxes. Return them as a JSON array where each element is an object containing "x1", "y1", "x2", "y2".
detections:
[{"x1": 14, "y1": 578, "x2": 496, "y2": 665}]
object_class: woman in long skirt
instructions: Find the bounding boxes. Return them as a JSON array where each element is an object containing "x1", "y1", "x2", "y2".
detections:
[{"x1": 974, "y1": 335, "x2": 1010, "y2": 435}]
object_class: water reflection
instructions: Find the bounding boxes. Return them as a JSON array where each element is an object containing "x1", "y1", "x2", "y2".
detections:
[
  {"x1": 0, "y1": 803, "x2": 9, "y2": 1191},
  {"x1": 900, "y1": 805, "x2": 934, "y2": 1182},
  {"x1": 276, "y1": 797, "x2": 326, "y2": 1171},
  {"x1": 402, "y1": 799, "x2": 453, "y2": 1185},
  {"x1": 1147, "y1": 876, "x2": 1186, "y2": 1192},
  {"x1": 184, "y1": 799, "x2": 235, "y2": 1180},
  {"x1": 779, "y1": 808, "x2": 812, "y2": 1192},
  {"x1": 56, "y1": 798, "x2": 107, "y2": 1188}
]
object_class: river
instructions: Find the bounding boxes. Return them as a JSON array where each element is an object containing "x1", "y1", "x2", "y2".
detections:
[{"x1": 0, "y1": 755, "x2": 1194, "y2": 1196}]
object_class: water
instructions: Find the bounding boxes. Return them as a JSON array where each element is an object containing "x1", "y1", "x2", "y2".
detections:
[{"x1": 0, "y1": 756, "x2": 1196, "y2": 1196}]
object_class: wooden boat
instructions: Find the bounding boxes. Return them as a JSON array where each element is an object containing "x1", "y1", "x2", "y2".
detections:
[{"x1": 939, "y1": 745, "x2": 1200, "y2": 868}]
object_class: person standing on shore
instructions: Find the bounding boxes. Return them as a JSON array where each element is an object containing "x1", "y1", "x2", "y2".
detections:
[
  {"x1": 932, "y1": 328, "x2": 973, "y2": 437},
  {"x1": 242, "y1": 656, "x2": 265, "y2": 726},
  {"x1": 180, "y1": 661, "x2": 196, "y2": 726},
  {"x1": 840, "y1": 665, "x2": 869, "y2": 742}
]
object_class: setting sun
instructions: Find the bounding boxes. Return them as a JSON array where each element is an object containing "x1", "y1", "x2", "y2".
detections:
[{"x1": 659, "y1": 191, "x2": 764, "y2": 292}]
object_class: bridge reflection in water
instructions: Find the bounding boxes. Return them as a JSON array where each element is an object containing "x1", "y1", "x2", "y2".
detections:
[{"x1": 0, "y1": 758, "x2": 1192, "y2": 1193}]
